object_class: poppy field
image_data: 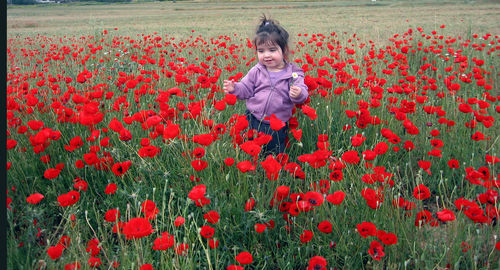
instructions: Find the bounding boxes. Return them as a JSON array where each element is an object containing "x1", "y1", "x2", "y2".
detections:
[{"x1": 6, "y1": 3, "x2": 500, "y2": 270}]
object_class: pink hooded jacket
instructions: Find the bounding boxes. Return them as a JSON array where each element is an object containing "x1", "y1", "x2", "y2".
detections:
[{"x1": 232, "y1": 62, "x2": 309, "y2": 123}]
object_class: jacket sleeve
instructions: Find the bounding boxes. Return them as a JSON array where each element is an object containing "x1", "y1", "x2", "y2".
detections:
[
  {"x1": 290, "y1": 70, "x2": 309, "y2": 104},
  {"x1": 232, "y1": 66, "x2": 257, "y2": 100}
]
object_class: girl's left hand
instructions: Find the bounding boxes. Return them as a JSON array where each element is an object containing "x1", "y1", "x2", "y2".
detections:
[{"x1": 289, "y1": 85, "x2": 301, "y2": 98}]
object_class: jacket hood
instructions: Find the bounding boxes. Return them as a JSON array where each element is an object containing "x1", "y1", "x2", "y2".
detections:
[{"x1": 254, "y1": 62, "x2": 303, "y2": 76}]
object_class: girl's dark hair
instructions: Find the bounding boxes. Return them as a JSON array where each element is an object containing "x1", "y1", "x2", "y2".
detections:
[{"x1": 253, "y1": 15, "x2": 290, "y2": 59}]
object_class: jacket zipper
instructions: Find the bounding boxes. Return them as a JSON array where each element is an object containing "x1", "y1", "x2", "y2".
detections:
[{"x1": 261, "y1": 68, "x2": 275, "y2": 120}]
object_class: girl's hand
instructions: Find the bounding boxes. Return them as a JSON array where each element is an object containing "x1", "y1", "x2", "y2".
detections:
[
  {"x1": 223, "y1": 80, "x2": 235, "y2": 93},
  {"x1": 289, "y1": 85, "x2": 301, "y2": 98}
]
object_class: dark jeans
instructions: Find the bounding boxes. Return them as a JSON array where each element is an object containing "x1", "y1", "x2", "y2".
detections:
[{"x1": 246, "y1": 110, "x2": 288, "y2": 155}]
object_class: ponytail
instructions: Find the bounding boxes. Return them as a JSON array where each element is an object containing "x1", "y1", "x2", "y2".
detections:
[{"x1": 253, "y1": 14, "x2": 290, "y2": 59}]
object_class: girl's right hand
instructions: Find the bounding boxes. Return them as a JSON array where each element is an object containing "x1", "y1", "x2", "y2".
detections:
[{"x1": 223, "y1": 80, "x2": 235, "y2": 93}]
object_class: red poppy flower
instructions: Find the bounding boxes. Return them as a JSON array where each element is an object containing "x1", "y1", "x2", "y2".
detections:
[
  {"x1": 275, "y1": 186, "x2": 290, "y2": 202},
  {"x1": 138, "y1": 145, "x2": 160, "y2": 158},
  {"x1": 418, "y1": 160, "x2": 432, "y2": 175},
  {"x1": 415, "y1": 210, "x2": 433, "y2": 227},
  {"x1": 139, "y1": 264, "x2": 153, "y2": 270},
  {"x1": 112, "y1": 161, "x2": 132, "y2": 176},
  {"x1": 269, "y1": 114, "x2": 285, "y2": 131},
  {"x1": 428, "y1": 149, "x2": 442, "y2": 157},
  {"x1": 118, "y1": 129, "x2": 132, "y2": 141},
  {"x1": 373, "y1": 142, "x2": 388, "y2": 155},
  {"x1": 485, "y1": 154, "x2": 500, "y2": 164},
  {"x1": 341, "y1": 150, "x2": 360, "y2": 164},
  {"x1": 236, "y1": 160, "x2": 256, "y2": 173},
  {"x1": 138, "y1": 137, "x2": 151, "y2": 147},
  {"x1": 477, "y1": 190, "x2": 495, "y2": 205},
  {"x1": 47, "y1": 244, "x2": 64, "y2": 260},
  {"x1": 403, "y1": 140, "x2": 415, "y2": 151},
  {"x1": 298, "y1": 150, "x2": 330, "y2": 168},
  {"x1": 6, "y1": 139, "x2": 17, "y2": 150},
  {"x1": 291, "y1": 128, "x2": 302, "y2": 141},
  {"x1": 104, "y1": 209, "x2": 120, "y2": 223},
  {"x1": 326, "y1": 191, "x2": 345, "y2": 205},
  {"x1": 104, "y1": 183, "x2": 117, "y2": 194},
  {"x1": 302, "y1": 105, "x2": 318, "y2": 120},
  {"x1": 459, "y1": 103, "x2": 473, "y2": 113},
  {"x1": 436, "y1": 208, "x2": 456, "y2": 222},
  {"x1": 224, "y1": 94, "x2": 237, "y2": 105},
  {"x1": 413, "y1": 184, "x2": 430, "y2": 200},
  {"x1": 144, "y1": 115, "x2": 162, "y2": 129},
  {"x1": 71, "y1": 179, "x2": 87, "y2": 191},
  {"x1": 245, "y1": 198, "x2": 255, "y2": 211},
  {"x1": 163, "y1": 122, "x2": 180, "y2": 140},
  {"x1": 240, "y1": 141, "x2": 261, "y2": 156},
  {"x1": 27, "y1": 120, "x2": 44, "y2": 131},
  {"x1": 208, "y1": 238, "x2": 219, "y2": 249},
  {"x1": 88, "y1": 256, "x2": 101, "y2": 268},
  {"x1": 200, "y1": 225, "x2": 215, "y2": 238},
  {"x1": 108, "y1": 117, "x2": 124, "y2": 133},
  {"x1": 174, "y1": 216, "x2": 185, "y2": 227},
  {"x1": 362, "y1": 150, "x2": 377, "y2": 161},
  {"x1": 381, "y1": 128, "x2": 395, "y2": 138},
  {"x1": 44, "y1": 168, "x2": 61, "y2": 179},
  {"x1": 307, "y1": 256, "x2": 327, "y2": 270},
  {"x1": 317, "y1": 220, "x2": 332, "y2": 233},
  {"x1": 191, "y1": 159, "x2": 208, "y2": 171},
  {"x1": 192, "y1": 133, "x2": 215, "y2": 146},
  {"x1": 65, "y1": 262, "x2": 80, "y2": 270},
  {"x1": 191, "y1": 147, "x2": 206, "y2": 158},
  {"x1": 300, "y1": 230, "x2": 314, "y2": 243},
  {"x1": 254, "y1": 223, "x2": 267, "y2": 233},
  {"x1": 296, "y1": 199, "x2": 312, "y2": 212},
  {"x1": 477, "y1": 167, "x2": 491, "y2": 181},
  {"x1": 361, "y1": 188, "x2": 383, "y2": 209},
  {"x1": 124, "y1": 78, "x2": 140, "y2": 89},
  {"x1": 464, "y1": 207, "x2": 488, "y2": 223},
  {"x1": 430, "y1": 139, "x2": 444, "y2": 148},
  {"x1": 260, "y1": 155, "x2": 282, "y2": 180},
  {"x1": 188, "y1": 184, "x2": 206, "y2": 202},
  {"x1": 368, "y1": 240, "x2": 385, "y2": 261},
  {"x1": 471, "y1": 131, "x2": 486, "y2": 141},
  {"x1": 141, "y1": 200, "x2": 159, "y2": 219},
  {"x1": 248, "y1": 134, "x2": 268, "y2": 148},
  {"x1": 122, "y1": 217, "x2": 154, "y2": 240},
  {"x1": 75, "y1": 160, "x2": 85, "y2": 169},
  {"x1": 224, "y1": 157, "x2": 235, "y2": 166},
  {"x1": 430, "y1": 129, "x2": 440, "y2": 136},
  {"x1": 357, "y1": 221, "x2": 377, "y2": 238},
  {"x1": 304, "y1": 191, "x2": 324, "y2": 207},
  {"x1": 376, "y1": 230, "x2": 398, "y2": 245},
  {"x1": 26, "y1": 193, "x2": 44, "y2": 204},
  {"x1": 203, "y1": 211, "x2": 220, "y2": 224},
  {"x1": 447, "y1": 159, "x2": 460, "y2": 169},
  {"x1": 86, "y1": 239, "x2": 101, "y2": 256},
  {"x1": 58, "y1": 236, "x2": 71, "y2": 250},
  {"x1": 57, "y1": 190, "x2": 80, "y2": 207},
  {"x1": 329, "y1": 169, "x2": 343, "y2": 181},
  {"x1": 351, "y1": 134, "x2": 367, "y2": 147},
  {"x1": 235, "y1": 251, "x2": 253, "y2": 265}
]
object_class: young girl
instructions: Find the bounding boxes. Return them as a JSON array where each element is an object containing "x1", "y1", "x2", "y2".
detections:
[{"x1": 223, "y1": 16, "x2": 309, "y2": 155}]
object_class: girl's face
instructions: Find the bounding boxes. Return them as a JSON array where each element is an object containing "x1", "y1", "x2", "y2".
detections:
[{"x1": 256, "y1": 42, "x2": 285, "y2": 72}]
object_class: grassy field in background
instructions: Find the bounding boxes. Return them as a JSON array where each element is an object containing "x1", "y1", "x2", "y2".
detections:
[{"x1": 7, "y1": 0, "x2": 500, "y2": 42}]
